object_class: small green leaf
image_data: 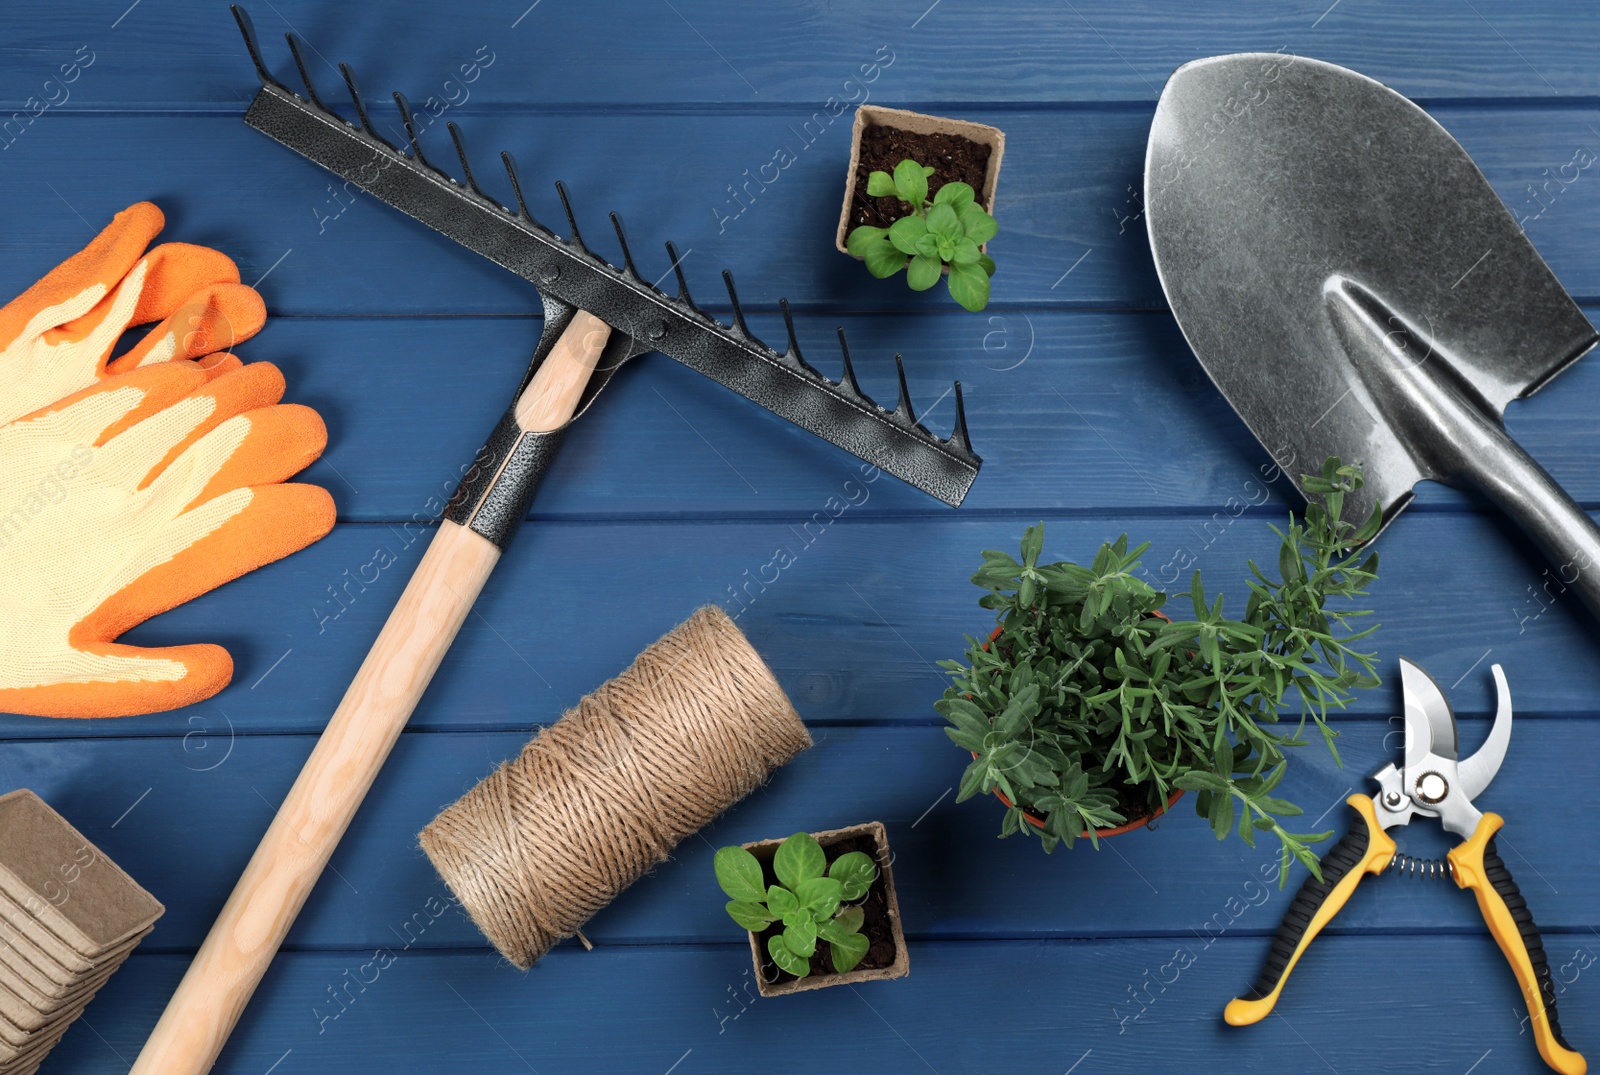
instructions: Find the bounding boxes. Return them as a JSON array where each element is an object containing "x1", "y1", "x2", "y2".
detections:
[
  {"x1": 1021, "y1": 523, "x2": 1045, "y2": 568},
  {"x1": 914, "y1": 233, "x2": 940, "y2": 259},
  {"x1": 784, "y1": 917, "x2": 818, "y2": 958},
  {"x1": 977, "y1": 254, "x2": 996, "y2": 276},
  {"x1": 907, "y1": 253, "x2": 943, "y2": 291},
  {"x1": 893, "y1": 158, "x2": 929, "y2": 207},
  {"x1": 1174, "y1": 771, "x2": 1228, "y2": 793},
  {"x1": 828, "y1": 851, "x2": 878, "y2": 901},
  {"x1": 926, "y1": 202, "x2": 962, "y2": 240},
  {"x1": 933, "y1": 181, "x2": 976, "y2": 210},
  {"x1": 768, "y1": 933, "x2": 810, "y2": 977},
  {"x1": 794, "y1": 875, "x2": 843, "y2": 919},
  {"x1": 961, "y1": 207, "x2": 998, "y2": 245},
  {"x1": 921, "y1": 164, "x2": 935, "y2": 177},
  {"x1": 713, "y1": 846, "x2": 766, "y2": 902},
  {"x1": 829, "y1": 930, "x2": 870, "y2": 973},
  {"x1": 848, "y1": 227, "x2": 909, "y2": 279},
  {"x1": 725, "y1": 900, "x2": 776, "y2": 931},
  {"x1": 861, "y1": 239, "x2": 908, "y2": 279},
  {"x1": 888, "y1": 214, "x2": 929, "y2": 255},
  {"x1": 950, "y1": 237, "x2": 982, "y2": 265},
  {"x1": 865, "y1": 170, "x2": 896, "y2": 198},
  {"x1": 846, "y1": 224, "x2": 888, "y2": 257},
  {"x1": 774, "y1": 832, "x2": 826, "y2": 888},
  {"x1": 956, "y1": 757, "x2": 990, "y2": 802},
  {"x1": 765, "y1": 884, "x2": 799, "y2": 917},
  {"x1": 819, "y1": 904, "x2": 865, "y2": 942},
  {"x1": 947, "y1": 260, "x2": 991, "y2": 311}
]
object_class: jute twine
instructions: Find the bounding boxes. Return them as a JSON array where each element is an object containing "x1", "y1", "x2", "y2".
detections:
[{"x1": 419, "y1": 605, "x2": 811, "y2": 970}]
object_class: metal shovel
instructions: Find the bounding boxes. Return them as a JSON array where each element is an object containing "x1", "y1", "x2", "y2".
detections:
[{"x1": 1145, "y1": 53, "x2": 1600, "y2": 617}]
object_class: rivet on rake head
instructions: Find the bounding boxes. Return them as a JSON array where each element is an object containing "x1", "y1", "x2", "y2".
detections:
[
  {"x1": 648, "y1": 321, "x2": 668, "y2": 341},
  {"x1": 538, "y1": 264, "x2": 561, "y2": 285}
]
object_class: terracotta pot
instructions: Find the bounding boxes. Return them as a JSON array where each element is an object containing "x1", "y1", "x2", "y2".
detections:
[
  {"x1": 991, "y1": 781, "x2": 1186, "y2": 838},
  {"x1": 836, "y1": 104, "x2": 1005, "y2": 257},
  {"x1": 739, "y1": 821, "x2": 909, "y2": 997},
  {"x1": 975, "y1": 619, "x2": 1185, "y2": 838}
]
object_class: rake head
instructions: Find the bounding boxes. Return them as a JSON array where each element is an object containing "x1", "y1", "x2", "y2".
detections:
[{"x1": 231, "y1": 6, "x2": 982, "y2": 506}]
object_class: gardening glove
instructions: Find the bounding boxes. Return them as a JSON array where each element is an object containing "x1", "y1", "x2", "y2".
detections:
[
  {"x1": 0, "y1": 360, "x2": 334, "y2": 717},
  {"x1": 0, "y1": 201, "x2": 266, "y2": 427}
]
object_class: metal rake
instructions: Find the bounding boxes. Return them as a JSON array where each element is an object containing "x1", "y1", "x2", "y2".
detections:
[{"x1": 231, "y1": 4, "x2": 981, "y2": 508}]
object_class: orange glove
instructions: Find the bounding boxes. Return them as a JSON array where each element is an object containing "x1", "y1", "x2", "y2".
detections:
[
  {"x1": 0, "y1": 201, "x2": 265, "y2": 427},
  {"x1": 0, "y1": 203, "x2": 333, "y2": 718}
]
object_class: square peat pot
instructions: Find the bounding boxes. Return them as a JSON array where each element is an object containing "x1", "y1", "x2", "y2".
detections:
[
  {"x1": 741, "y1": 821, "x2": 909, "y2": 997},
  {"x1": 835, "y1": 104, "x2": 1006, "y2": 257}
]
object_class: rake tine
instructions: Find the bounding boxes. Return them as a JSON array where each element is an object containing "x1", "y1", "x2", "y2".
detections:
[
  {"x1": 779, "y1": 299, "x2": 820, "y2": 375},
  {"x1": 338, "y1": 62, "x2": 383, "y2": 144},
  {"x1": 609, "y1": 213, "x2": 640, "y2": 278},
  {"x1": 554, "y1": 181, "x2": 587, "y2": 252},
  {"x1": 722, "y1": 270, "x2": 755, "y2": 340},
  {"x1": 891, "y1": 354, "x2": 916, "y2": 424},
  {"x1": 284, "y1": 33, "x2": 325, "y2": 109},
  {"x1": 664, "y1": 241, "x2": 697, "y2": 311},
  {"x1": 392, "y1": 92, "x2": 433, "y2": 169},
  {"x1": 950, "y1": 381, "x2": 973, "y2": 451},
  {"x1": 446, "y1": 121, "x2": 485, "y2": 197},
  {"x1": 231, "y1": 5, "x2": 274, "y2": 88},
  {"x1": 834, "y1": 327, "x2": 866, "y2": 399},
  {"x1": 501, "y1": 151, "x2": 537, "y2": 224}
]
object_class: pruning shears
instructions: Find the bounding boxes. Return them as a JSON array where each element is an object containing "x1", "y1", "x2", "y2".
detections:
[{"x1": 1226, "y1": 658, "x2": 1585, "y2": 1075}]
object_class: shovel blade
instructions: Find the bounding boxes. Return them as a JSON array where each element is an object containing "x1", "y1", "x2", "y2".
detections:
[{"x1": 1145, "y1": 53, "x2": 1597, "y2": 529}]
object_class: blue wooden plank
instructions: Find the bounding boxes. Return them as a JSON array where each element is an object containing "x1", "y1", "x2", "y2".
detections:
[
  {"x1": 2, "y1": 0, "x2": 1594, "y2": 110},
  {"x1": 1, "y1": 107, "x2": 1596, "y2": 315},
  {"x1": 204, "y1": 307, "x2": 1600, "y2": 523},
  {"x1": 0, "y1": 718, "x2": 1592, "y2": 953},
  {"x1": 1, "y1": 507, "x2": 1594, "y2": 735},
  {"x1": 37, "y1": 937, "x2": 1597, "y2": 1074}
]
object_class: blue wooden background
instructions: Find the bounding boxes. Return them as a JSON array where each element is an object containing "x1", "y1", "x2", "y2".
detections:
[{"x1": 2, "y1": 2, "x2": 1597, "y2": 1072}]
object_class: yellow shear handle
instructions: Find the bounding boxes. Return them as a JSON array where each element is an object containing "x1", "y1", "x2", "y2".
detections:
[
  {"x1": 1449, "y1": 813, "x2": 1587, "y2": 1075},
  {"x1": 1225, "y1": 795, "x2": 1395, "y2": 1026}
]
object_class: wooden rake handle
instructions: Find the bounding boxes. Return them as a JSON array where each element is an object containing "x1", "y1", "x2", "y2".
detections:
[{"x1": 131, "y1": 312, "x2": 613, "y2": 1075}]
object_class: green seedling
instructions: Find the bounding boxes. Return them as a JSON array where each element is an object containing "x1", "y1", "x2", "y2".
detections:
[
  {"x1": 846, "y1": 158, "x2": 998, "y2": 312},
  {"x1": 714, "y1": 832, "x2": 878, "y2": 977},
  {"x1": 938, "y1": 458, "x2": 1383, "y2": 883}
]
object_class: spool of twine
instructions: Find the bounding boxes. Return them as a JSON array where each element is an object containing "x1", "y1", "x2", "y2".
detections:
[{"x1": 420, "y1": 605, "x2": 811, "y2": 969}]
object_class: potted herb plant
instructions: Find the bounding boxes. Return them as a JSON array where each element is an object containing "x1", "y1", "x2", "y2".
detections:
[
  {"x1": 838, "y1": 104, "x2": 1004, "y2": 311},
  {"x1": 713, "y1": 822, "x2": 909, "y2": 996},
  {"x1": 937, "y1": 459, "x2": 1382, "y2": 881}
]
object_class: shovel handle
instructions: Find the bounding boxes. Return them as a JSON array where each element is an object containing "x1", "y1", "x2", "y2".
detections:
[
  {"x1": 131, "y1": 313, "x2": 611, "y2": 1075},
  {"x1": 1448, "y1": 412, "x2": 1600, "y2": 626}
]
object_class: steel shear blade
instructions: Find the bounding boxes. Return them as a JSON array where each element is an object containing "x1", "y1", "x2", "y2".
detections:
[{"x1": 1226, "y1": 658, "x2": 1585, "y2": 1075}]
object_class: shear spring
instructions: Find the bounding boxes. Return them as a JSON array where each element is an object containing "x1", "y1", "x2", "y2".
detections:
[{"x1": 1389, "y1": 851, "x2": 1452, "y2": 880}]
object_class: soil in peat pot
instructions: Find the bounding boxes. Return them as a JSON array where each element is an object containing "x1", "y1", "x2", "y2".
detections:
[
  {"x1": 755, "y1": 834, "x2": 898, "y2": 985},
  {"x1": 849, "y1": 124, "x2": 992, "y2": 230}
]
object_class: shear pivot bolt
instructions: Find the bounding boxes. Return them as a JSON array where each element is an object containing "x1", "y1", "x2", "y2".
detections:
[
  {"x1": 1383, "y1": 791, "x2": 1404, "y2": 809},
  {"x1": 1414, "y1": 771, "x2": 1448, "y2": 805}
]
